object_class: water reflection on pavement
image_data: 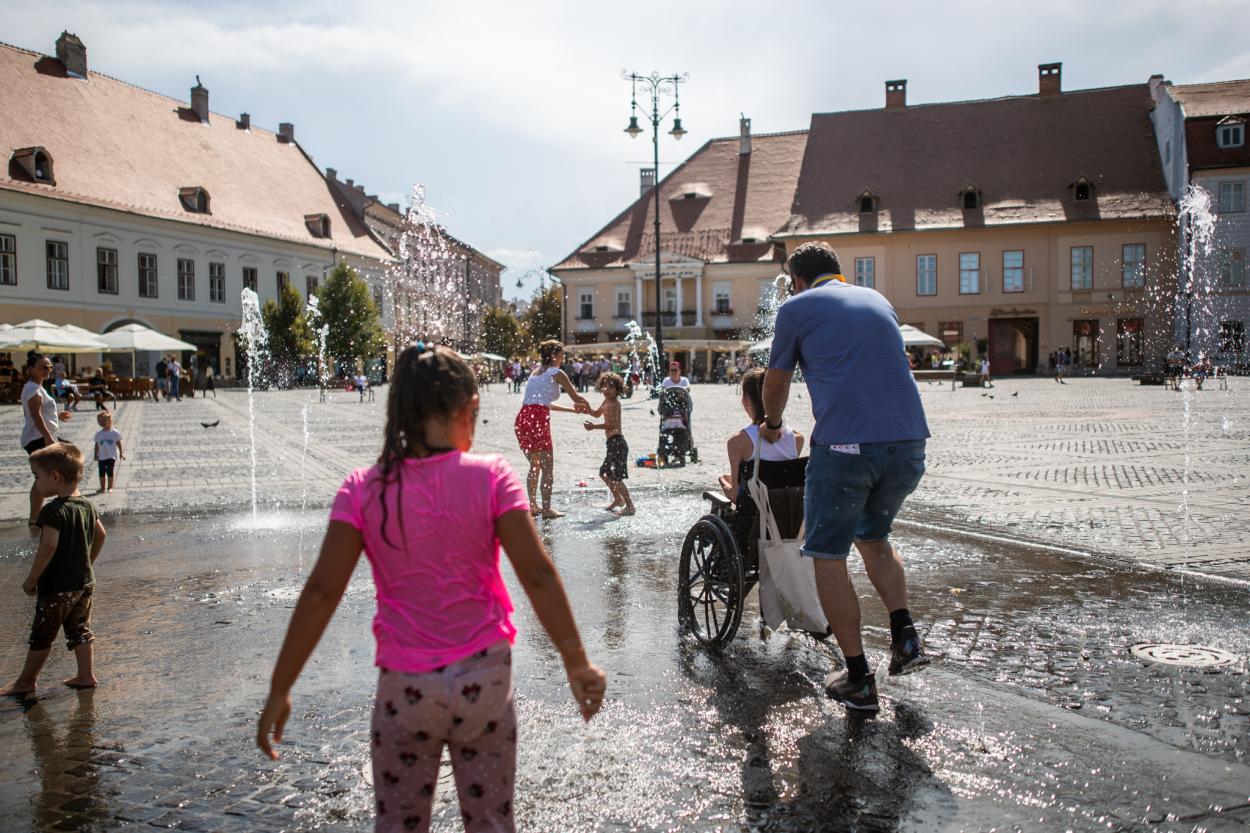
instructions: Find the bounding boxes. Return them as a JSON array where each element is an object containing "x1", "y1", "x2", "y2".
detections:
[{"x1": 0, "y1": 491, "x2": 1247, "y2": 832}]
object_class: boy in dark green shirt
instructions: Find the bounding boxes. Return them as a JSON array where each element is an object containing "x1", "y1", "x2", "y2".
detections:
[{"x1": 1, "y1": 442, "x2": 106, "y2": 696}]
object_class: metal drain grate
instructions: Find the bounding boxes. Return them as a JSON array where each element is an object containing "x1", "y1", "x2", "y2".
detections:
[{"x1": 1129, "y1": 643, "x2": 1240, "y2": 668}]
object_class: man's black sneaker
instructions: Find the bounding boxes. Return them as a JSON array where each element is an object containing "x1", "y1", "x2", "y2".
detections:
[
  {"x1": 888, "y1": 632, "x2": 931, "y2": 676},
  {"x1": 823, "y1": 671, "x2": 879, "y2": 712}
]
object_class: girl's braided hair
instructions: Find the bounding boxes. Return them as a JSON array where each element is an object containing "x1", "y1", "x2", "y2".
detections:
[{"x1": 376, "y1": 344, "x2": 478, "y2": 546}]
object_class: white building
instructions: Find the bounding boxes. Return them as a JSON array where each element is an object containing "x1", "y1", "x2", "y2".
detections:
[{"x1": 0, "y1": 32, "x2": 391, "y2": 379}]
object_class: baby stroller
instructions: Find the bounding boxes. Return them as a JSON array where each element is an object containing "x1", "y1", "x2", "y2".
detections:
[{"x1": 657, "y1": 387, "x2": 698, "y2": 467}]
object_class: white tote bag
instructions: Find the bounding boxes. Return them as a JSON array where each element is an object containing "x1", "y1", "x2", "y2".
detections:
[{"x1": 745, "y1": 439, "x2": 829, "y2": 634}]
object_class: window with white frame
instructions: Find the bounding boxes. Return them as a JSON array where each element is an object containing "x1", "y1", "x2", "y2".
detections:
[
  {"x1": 614, "y1": 286, "x2": 632, "y2": 318},
  {"x1": 578, "y1": 288, "x2": 594, "y2": 319},
  {"x1": 854, "y1": 257, "x2": 875, "y2": 289},
  {"x1": 663, "y1": 287, "x2": 677, "y2": 313},
  {"x1": 1219, "y1": 247, "x2": 1247, "y2": 288},
  {"x1": 958, "y1": 252, "x2": 980, "y2": 294},
  {"x1": 1216, "y1": 122, "x2": 1245, "y2": 149},
  {"x1": 1218, "y1": 181, "x2": 1246, "y2": 213},
  {"x1": 916, "y1": 254, "x2": 936, "y2": 296},
  {"x1": 242, "y1": 266, "x2": 257, "y2": 292},
  {"x1": 210, "y1": 262, "x2": 226, "y2": 303},
  {"x1": 0, "y1": 234, "x2": 15, "y2": 285},
  {"x1": 46, "y1": 240, "x2": 68, "y2": 290},
  {"x1": 1070, "y1": 246, "x2": 1093, "y2": 290},
  {"x1": 305, "y1": 274, "x2": 318, "y2": 298},
  {"x1": 138, "y1": 253, "x2": 158, "y2": 298},
  {"x1": 712, "y1": 281, "x2": 732, "y2": 314},
  {"x1": 276, "y1": 270, "x2": 289, "y2": 294},
  {"x1": 177, "y1": 258, "x2": 195, "y2": 300},
  {"x1": 1122, "y1": 244, "x2": 1146, "y2": 289},
  {"x1": 97, "y1": 247, "x2": 118, "y2": 294},
  {"x1": 1002, "y1": 250, "x2": 1024, "y2": 293}
]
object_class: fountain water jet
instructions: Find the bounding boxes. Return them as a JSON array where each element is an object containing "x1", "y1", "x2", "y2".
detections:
[{"x1": 236, "y1": 287, "x2": 269, "y2": 522}]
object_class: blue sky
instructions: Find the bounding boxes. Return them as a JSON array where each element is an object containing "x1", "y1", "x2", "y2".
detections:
[{"x1": 4, "y1": 0, "x2": 1248, "y2": 299}]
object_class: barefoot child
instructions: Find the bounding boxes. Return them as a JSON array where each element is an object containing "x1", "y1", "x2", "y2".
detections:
[
  {"x1": 1, "y1": 443, "x2": 107, "y2": 696},
  {"x1": 583, "y1": 372, "x2": 634, "y2": 516},
  {"x1": 258, "y1": 345, "x2": 606, "y2": 833},
  {"x1": 92, "y1": 411, "x2": 125, "y2": 493}
]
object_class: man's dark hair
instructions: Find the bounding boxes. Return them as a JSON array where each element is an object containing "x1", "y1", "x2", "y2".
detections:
[{"x1": 785, "y1": 242, "x2": 842, "y2": 283}]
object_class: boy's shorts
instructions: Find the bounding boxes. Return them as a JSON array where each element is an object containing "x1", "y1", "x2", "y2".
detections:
[
  {"x1": 802, "y1": 440, "x2": 925, "y2": 560},
  {"x1": 29, "y1": 586, "x2": 95, "y2": 651},
  {"x1": 98, "y1": 459, "x2": 115, "y2": 479},
  {"x1": 599, "y1": 434, "x2": 629, "y2": 482}
]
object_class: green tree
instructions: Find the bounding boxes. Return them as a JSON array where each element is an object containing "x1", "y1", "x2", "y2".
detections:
[
  {"x1": 522, "y1": 286, "x2": 562, "y2": 345},
  {"x1": 481, "y1": 305, "x2": 529, "y2": 359},
  {"x1": 318, "y1": 262, "x2": 385, "y2": 367},
  {"x1": 261, "y1": 280, "x2": 313, "y2": 365}
]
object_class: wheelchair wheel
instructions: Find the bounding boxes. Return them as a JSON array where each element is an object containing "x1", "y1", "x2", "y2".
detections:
[{"x1": 678, "y1": 515, "x2": 745, "y2": 646}]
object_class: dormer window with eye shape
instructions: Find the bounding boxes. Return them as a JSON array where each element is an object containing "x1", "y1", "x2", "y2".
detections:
[
  {"x1": 671, "y1": 182, "x2": 712, "y2": 202},
  {"x1": 10, "y1": 147, "x2": 56, "y2": 185},
  {"x1": 858, "y1": 189, "x2": 877, "y2": 213},
  {"x1": 960, "y1": 186, "x2": 980, "y2": 211},
  {"x1": 305, "y1": 213, "x2": 331, "y2": 238},
  {"x1": 1072, "y1": 175, "x2": 1094, "y2": 202},
  {"x1": 179, "y1": 186, "x2": 210, "y2": 213}
]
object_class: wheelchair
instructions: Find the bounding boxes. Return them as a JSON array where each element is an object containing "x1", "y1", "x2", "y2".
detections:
[{"x1": 677, "y1": 456, "x2": 808, "y2": 647}]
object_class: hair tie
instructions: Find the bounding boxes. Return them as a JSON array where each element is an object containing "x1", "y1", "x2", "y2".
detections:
[{"x1": 415, "y1": 341, "x2": 427, "y2": 354}]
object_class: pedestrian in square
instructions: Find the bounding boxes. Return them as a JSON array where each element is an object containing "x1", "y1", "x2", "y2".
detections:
[
  {"x1": 583, "y1": 372, "x2": 634, "y2": 516},
  {"x1": 1, "y1": 442, "x2": 107, "y2": 696},
  {"x1": 979, "y1": 357, "x2": 993, "y2": 388},
  {"x1": 92, "y1": 411, "x2": 125, "y2": 493},
  {"x1": 167, "y1": 356, "x2": 183, "y2": 401},
  {"x1": 20, "y1": 353, "x2": 73, "y2": 531},
  {"x1": 761, "y1": 242, "x2": 931, "y2": 713},
  {"x1": 257, "y1": 344, "x2": 605, "y2": 833}
]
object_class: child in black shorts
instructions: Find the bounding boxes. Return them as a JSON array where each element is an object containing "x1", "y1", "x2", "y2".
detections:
[
  {"x1": 1, "y1": 443, "x2": 107, "y2": 696},
  {"x1": 583, "y1": 372, "x2": 634, "y2": 516}
]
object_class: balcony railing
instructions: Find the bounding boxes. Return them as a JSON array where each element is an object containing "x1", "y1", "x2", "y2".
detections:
[{"x1": 641, "y1": 311, "x2": 699, "y2": 327}]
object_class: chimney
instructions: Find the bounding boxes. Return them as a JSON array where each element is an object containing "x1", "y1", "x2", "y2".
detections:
[
  {"x1": 278, "y1": 122, "x2": 295, "y2": 143},
  {"x1": 345, "y1": 178, "x2": 354, "y2": 188},
  {"x1": 325, "y1": 167, "x2": 337, "y2": 180},
  {"x1": 355, "y1": 184, "x2": 365, "y2": 194},
  {"x1": 1039, "y1": 63, "x2": 1062, "y2": 96},
  {"x1": 55, "y1": 31, "x2": 87, "y2": 77},
  {"x1": 885, "y1": 79, "x2": 907, "y2": 110},
  {"x1": 237, "y1": 112, "x2": 250, "y2": 130},
  {"x1": 739, "y1": 115, "x2": 752, "y2": 155},
  {"x1": 640, "y1": 167, "x2": 656, "y2": 197},
  {"x1": 190, "y1": 77, "x2": 209, "y2": 122},
  {"x1": 387, "y1": 202, "x2": 400, "y2": 212}
]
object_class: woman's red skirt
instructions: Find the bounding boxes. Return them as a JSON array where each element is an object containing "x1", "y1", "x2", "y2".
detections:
[{"x1": 514, "y1": 404, "x2": 553, "y2": 452}]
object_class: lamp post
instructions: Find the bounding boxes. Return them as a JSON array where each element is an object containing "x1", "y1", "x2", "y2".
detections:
[
  {"x1": 623, "y1": 70, "x2": 688, "y2": 370},
  {"x1": 516, "y1": 268, "x2": 566, "y2": 345}
]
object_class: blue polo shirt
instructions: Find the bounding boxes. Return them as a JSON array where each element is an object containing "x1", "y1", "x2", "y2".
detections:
[{"x1": 768, "y1": 281, "x2": 929, "y2": 445}]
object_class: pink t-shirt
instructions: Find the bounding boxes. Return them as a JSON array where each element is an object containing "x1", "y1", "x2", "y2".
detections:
[{"x1": 330, "y1": 451, "x2": 530, "y2": 673}]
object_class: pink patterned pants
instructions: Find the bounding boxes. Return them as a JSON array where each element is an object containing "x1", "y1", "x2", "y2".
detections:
[{"x1": 371, "y1": 641, "x2": 517, "y2": 833}]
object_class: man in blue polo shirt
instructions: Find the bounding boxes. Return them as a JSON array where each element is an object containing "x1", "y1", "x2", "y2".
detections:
[{"x1": 761, "y1": 241, "x2": 931, "y2": 713}]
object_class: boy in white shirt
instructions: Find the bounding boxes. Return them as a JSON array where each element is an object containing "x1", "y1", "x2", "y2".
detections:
[{"x1": 92, "y1": 411, "x2": 125, "y2": 493}]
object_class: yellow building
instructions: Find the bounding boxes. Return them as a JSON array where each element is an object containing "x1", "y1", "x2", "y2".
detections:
[{"x1": 555, "y1": 64, "x2": 1178, "y2": 377}]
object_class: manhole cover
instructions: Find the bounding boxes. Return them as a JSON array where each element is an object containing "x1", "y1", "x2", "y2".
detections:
[{"x1": 1129, "y1": 643, "x2": 1239, "y2": 668}]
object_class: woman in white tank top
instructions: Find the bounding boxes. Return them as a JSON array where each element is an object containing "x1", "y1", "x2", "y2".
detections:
[
  {"x1": 514, "y1": 340, "x2": 590, "y2": 518},
  {"x1": 719, "y1": 367, "x2": 805, "y2": 501}
]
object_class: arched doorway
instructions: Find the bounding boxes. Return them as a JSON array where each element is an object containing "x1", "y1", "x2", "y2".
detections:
[{"x1": 988, "y1": 318, "x2": 1038, "y2": 375}]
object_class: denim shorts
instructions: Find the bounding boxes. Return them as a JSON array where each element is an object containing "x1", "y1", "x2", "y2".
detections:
[{"x1": 802, "y1": 440, "x2": 926, "y2": 560}]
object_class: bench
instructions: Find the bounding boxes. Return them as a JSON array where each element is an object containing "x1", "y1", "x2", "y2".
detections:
[{"x1": 912, "y1": 369, "x2": 955, "y2": 381}]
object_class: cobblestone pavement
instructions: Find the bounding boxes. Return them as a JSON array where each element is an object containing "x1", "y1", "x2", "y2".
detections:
[
  {"x1": 1, "y1": 507, "x2": 1247, "y2": 832},
  {"x1": 1, "y1": 377, "x2": 1246, "y2": 580}
]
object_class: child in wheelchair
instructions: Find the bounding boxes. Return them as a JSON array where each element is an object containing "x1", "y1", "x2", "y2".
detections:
[{"x1": 719, "y1": 367, "x2": 805, "y2": 502}]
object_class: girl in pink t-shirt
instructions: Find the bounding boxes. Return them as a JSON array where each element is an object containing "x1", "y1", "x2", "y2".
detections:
[{"x1": 258, "y1": 345, "x2": 606, "y2": 833}]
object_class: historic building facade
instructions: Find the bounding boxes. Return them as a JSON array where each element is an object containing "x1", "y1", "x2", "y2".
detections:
[
  {"x1": 556, "y1": 64, "x2": 1179, "y2": 377},
  {"x1": 1165, "y1": 80, "x2": 1250, "y2": 366}
]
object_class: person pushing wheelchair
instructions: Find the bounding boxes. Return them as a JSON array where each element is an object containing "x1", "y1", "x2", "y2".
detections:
[{"x1": 760, "y1": 242, "x2": 931, "y2": 713}]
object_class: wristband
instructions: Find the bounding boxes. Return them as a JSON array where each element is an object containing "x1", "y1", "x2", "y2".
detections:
[{"x1": 764, "y1": 417, "x2": 782, "y2": 430}]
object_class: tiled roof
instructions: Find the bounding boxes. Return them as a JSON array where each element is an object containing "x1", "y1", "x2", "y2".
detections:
[
  {"x1": 553, "y1": 129, "x2": 808, "y2": 270},
  {"x1": 780, "y1": 85, "x2": 1173, "y2": 238},
  {"x1": 0, "y1": 41, "x2": 389, "y2": 260},
  {"x1": 1171, "y1": 79, "x2": 1250, "y2": 118}
]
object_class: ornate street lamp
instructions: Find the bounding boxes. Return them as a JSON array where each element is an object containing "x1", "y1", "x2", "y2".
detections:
[{"x1": 623, "y1": 70, "x2": 688, "y2": 369}]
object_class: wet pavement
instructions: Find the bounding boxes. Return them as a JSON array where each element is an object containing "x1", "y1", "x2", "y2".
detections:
[{"x1": 2, "y1": 494, "x2": 1247, "y2": 832}]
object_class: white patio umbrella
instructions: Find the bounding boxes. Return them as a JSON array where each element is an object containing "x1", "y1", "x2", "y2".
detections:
[
  {"x1": 96, "y1": 323, "x2": 196, "y2": 377},
  {"x1": 0, "y1": 319, "x2": 109, "y2": 352}
]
